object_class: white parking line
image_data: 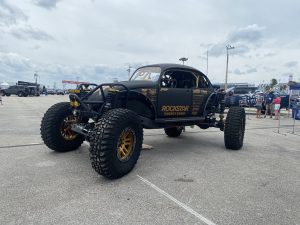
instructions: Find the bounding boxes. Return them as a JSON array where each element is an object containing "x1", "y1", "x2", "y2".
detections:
[
  {"x1": 0, "y1": 116, "x2": 41, "y2": 121},
  {"x1": 137, "y1": 175, "x2": 217, "y2": 225},
  {"x1": 0, "y1": 143, "x2": 43, "y2": 149}
]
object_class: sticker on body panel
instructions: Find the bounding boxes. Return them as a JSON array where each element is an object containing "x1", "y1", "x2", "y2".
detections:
[{"x1": 161, "y1": 105, "x2": 189, "y2": 116}]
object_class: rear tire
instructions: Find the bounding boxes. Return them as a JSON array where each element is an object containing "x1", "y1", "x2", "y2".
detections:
[
  {"x1": 224, "y1": 107, "x2": 246, "y2": 150},
  {"x1": 164, "y1": 127, "x2": 183, "y2": 137},
  {"x1": 198, "y1": 124, "x2": 209, "y2": 130},
  {"x1": 41, "y1": 102, "x2": 84, "y2": 152},
  {"x1": 89, "y1": 109, "x2": 143, "y2": 179},
  {"x1": 17, "y1": 91, "x2": 23, "y2": 97}
]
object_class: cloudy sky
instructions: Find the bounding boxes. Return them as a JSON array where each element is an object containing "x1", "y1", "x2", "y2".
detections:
[{"x1": 1, "y1": 0, "x2": 300, "y2": 87}]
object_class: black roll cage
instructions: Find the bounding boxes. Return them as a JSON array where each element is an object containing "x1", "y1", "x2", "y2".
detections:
[{"x1": 69, "y1": 83, "x2": 131, "y2": 112}]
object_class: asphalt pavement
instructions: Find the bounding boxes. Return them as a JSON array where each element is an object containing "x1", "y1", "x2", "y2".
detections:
[{"x1": 0, "y1": 95, "x2": 299, "y2": 225}]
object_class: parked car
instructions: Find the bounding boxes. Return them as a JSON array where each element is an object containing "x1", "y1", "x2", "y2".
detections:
[
  {"x1": 47, "y1": 89, "x2": 56, "y2": 95},
  {"x1": 56, "y1": 89, "x2": 65, "y2": 95},
  {"x1": 1, "y1": 85, "x2": 29, "y2": 97}
]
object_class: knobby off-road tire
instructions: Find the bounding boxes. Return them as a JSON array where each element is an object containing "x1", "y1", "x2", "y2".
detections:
[
  {"x1": 41, "y1": 102, "x2": 84, "y2": 152},
  {"x1": 164, "y1": 127, "x2": 183, "y2": 137},
  {"x1": 89, "y1": 108, "x2": 143, "y2": 179},
  {"x1": 224, "y1": 107, "x2": 246, "y2": 150},
  {"x1": 198, "y1": 124, "x2": 209, "y2": 130}
]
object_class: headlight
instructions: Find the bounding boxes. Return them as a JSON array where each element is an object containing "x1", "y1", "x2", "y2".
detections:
[{"x1": 70, "y1": 100, "x2": 80, "y2": 107}]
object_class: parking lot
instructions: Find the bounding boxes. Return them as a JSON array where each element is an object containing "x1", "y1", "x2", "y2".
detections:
[{"x1": 0, "y1": 96, "x2": 299, "y2": 225}]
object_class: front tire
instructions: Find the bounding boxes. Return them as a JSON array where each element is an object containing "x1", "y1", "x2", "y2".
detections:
[
  {"x1": 17, "y1": 91, "x2": 24, "y2": 97},
  {"x1": 224, "y1": 107, "x2": 246, "y2": 150},
  {"x1": 164, "y1": 127, "x2": 183, "y2": 137},
  {"x1": 89, "y1": 109, "x2": 143, "y2": 179},
  {"x1": 41, "y1": 102, "x2": 84, "y2": 152}
]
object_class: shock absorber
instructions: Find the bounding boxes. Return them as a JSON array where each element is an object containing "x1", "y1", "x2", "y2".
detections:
[
  {"x1": 218, "y1": 90, "x2": 226, "y2": 130},
  {"x1": 102, "y1": 89, "x2": 118, "y2": 114}
]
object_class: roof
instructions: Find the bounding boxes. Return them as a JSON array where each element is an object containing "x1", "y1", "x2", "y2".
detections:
[
  {"x1": 138, "y1": 63, "x2": 203, "y2": 73},
  {"x1": 290, "y1": 83, "x2": 300, "y2": 90}
]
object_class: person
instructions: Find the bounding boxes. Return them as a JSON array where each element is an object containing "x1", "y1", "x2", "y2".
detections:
[
  {"x1": 264, "y1": 91, "x2": 274, "y2": 118},
  {"x1": 255, "y1": 92, "x2": 263, "y2": 118},
  {"x1": 273, "y1": 95, "x2": 281, "y2": 120}
]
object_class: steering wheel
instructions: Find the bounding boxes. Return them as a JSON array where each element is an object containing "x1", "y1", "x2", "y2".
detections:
[
  {"x1": 169, "y1": 79, "x2": 177, "y2": 88},
  {"x1": 161, "y1": 74, "x2": 170, "y2": 87},
  {"x1": 161, "y1": 74, "x2": 177, "y2": 88}
]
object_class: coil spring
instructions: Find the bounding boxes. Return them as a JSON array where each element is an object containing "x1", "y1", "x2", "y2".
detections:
[{"x1": 102, "y1": 91, "x2": 116, "y2": 113}]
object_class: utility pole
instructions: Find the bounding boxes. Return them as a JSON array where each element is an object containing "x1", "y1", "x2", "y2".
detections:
[
  {"x1": 127, "y1": 66, "x2": 132, "y2": 79},
  {"x1": 225, "y1": 45, "x2": 235, "y2": 90},
  {"x1": 206, "y1": 50, "x2": 208, "y2": 76},
  {"x1": 76, "y1": 76, "x2": 80, "y2": 88},
  {"x1": 34, "y1": 71, "x2": 38, "y2": 84},
  {"x1": 179, "y1": 57, "x2": 188, "y2": 65}
]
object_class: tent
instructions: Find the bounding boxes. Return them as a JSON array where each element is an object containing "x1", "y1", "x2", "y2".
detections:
[
  {"x1": 0, "y1": 81, "x2": 9, "y2": 89},
  {"x1": 290, "y1": 83, "x2": 300, "y2": 90}
]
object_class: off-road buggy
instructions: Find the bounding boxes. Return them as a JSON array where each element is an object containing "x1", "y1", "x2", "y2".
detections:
[
  {"x1": 68, "y1": 83, "x2": 97, "y2": 97},
  {"x1": 41, "y1": 64, "x2": 246, "y2": 179}
]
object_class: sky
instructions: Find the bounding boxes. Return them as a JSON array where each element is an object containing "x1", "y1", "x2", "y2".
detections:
[{"x1": 1, "y1": 0, "x2": 300, "y2": 88}]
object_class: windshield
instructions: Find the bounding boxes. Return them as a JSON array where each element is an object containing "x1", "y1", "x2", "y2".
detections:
[{"x1": 130, "y1": 67, "x2": 161, "y2": 81}]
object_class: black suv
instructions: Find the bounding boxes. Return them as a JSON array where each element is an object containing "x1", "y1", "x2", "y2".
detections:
[
  {"x1": 41, "y1": 64, "x2": 246, "y2": 179},
  {"x1": 1, "y1": 85, "x2": 29, "y2": 97}
]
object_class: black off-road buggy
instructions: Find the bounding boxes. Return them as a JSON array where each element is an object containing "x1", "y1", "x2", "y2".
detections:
[
  {"x1": 41, "y1": 64, "x2": 246, "y2": 179},
  {"x1": 68, "y1": 83, "x2": 97, "y2": 98}
]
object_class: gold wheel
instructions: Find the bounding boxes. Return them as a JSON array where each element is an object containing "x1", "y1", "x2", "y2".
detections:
[
  {"x1": 117, "y1": 128, "x2": 135, "y2": 161},
  {"x1": 60, "y1": 115, "x2": 78, "y2": 141}
]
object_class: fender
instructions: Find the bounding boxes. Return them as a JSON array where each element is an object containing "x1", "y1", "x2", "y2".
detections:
[
  {"x1": 127, "y1": 90, "x2": 156, "y2": 119},
  {"x1": 203, "y1": 92, "x2": 218, "y2": 116}
]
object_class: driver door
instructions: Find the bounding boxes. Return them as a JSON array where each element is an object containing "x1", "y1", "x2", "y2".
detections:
[{"x1": 157, "y1": 71, "x2": 193, "y2": 118}]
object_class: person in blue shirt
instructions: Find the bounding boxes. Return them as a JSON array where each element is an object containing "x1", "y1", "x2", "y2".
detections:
[{"x1": 264, "y1": 91, "x2": 275, "y2": 118}]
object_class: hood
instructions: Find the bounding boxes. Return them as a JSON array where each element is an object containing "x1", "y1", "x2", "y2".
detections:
[{"x1": 117, "y1": 80, "x2": 157, "y2": 90}]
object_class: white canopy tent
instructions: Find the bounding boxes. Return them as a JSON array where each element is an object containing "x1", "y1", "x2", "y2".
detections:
[{"x1": 0, "y1": 82, "x2": 10, "y2": 89}]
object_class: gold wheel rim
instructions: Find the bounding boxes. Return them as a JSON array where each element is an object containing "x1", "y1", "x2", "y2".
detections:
[
  {"x1": 117, "y1": 128, "x2": 135, "y2": 161},
  {"x1": 60, "y1": 115, "x2": 78, "y2": 141}
]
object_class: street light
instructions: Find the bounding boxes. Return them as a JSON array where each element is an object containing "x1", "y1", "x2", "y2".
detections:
[
  {"x1": 224, "y1": 45, "x2": 235, "y2": 90},
  {"x1": 179, "y1": 57, "x2": 188, "y2": 65}
]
